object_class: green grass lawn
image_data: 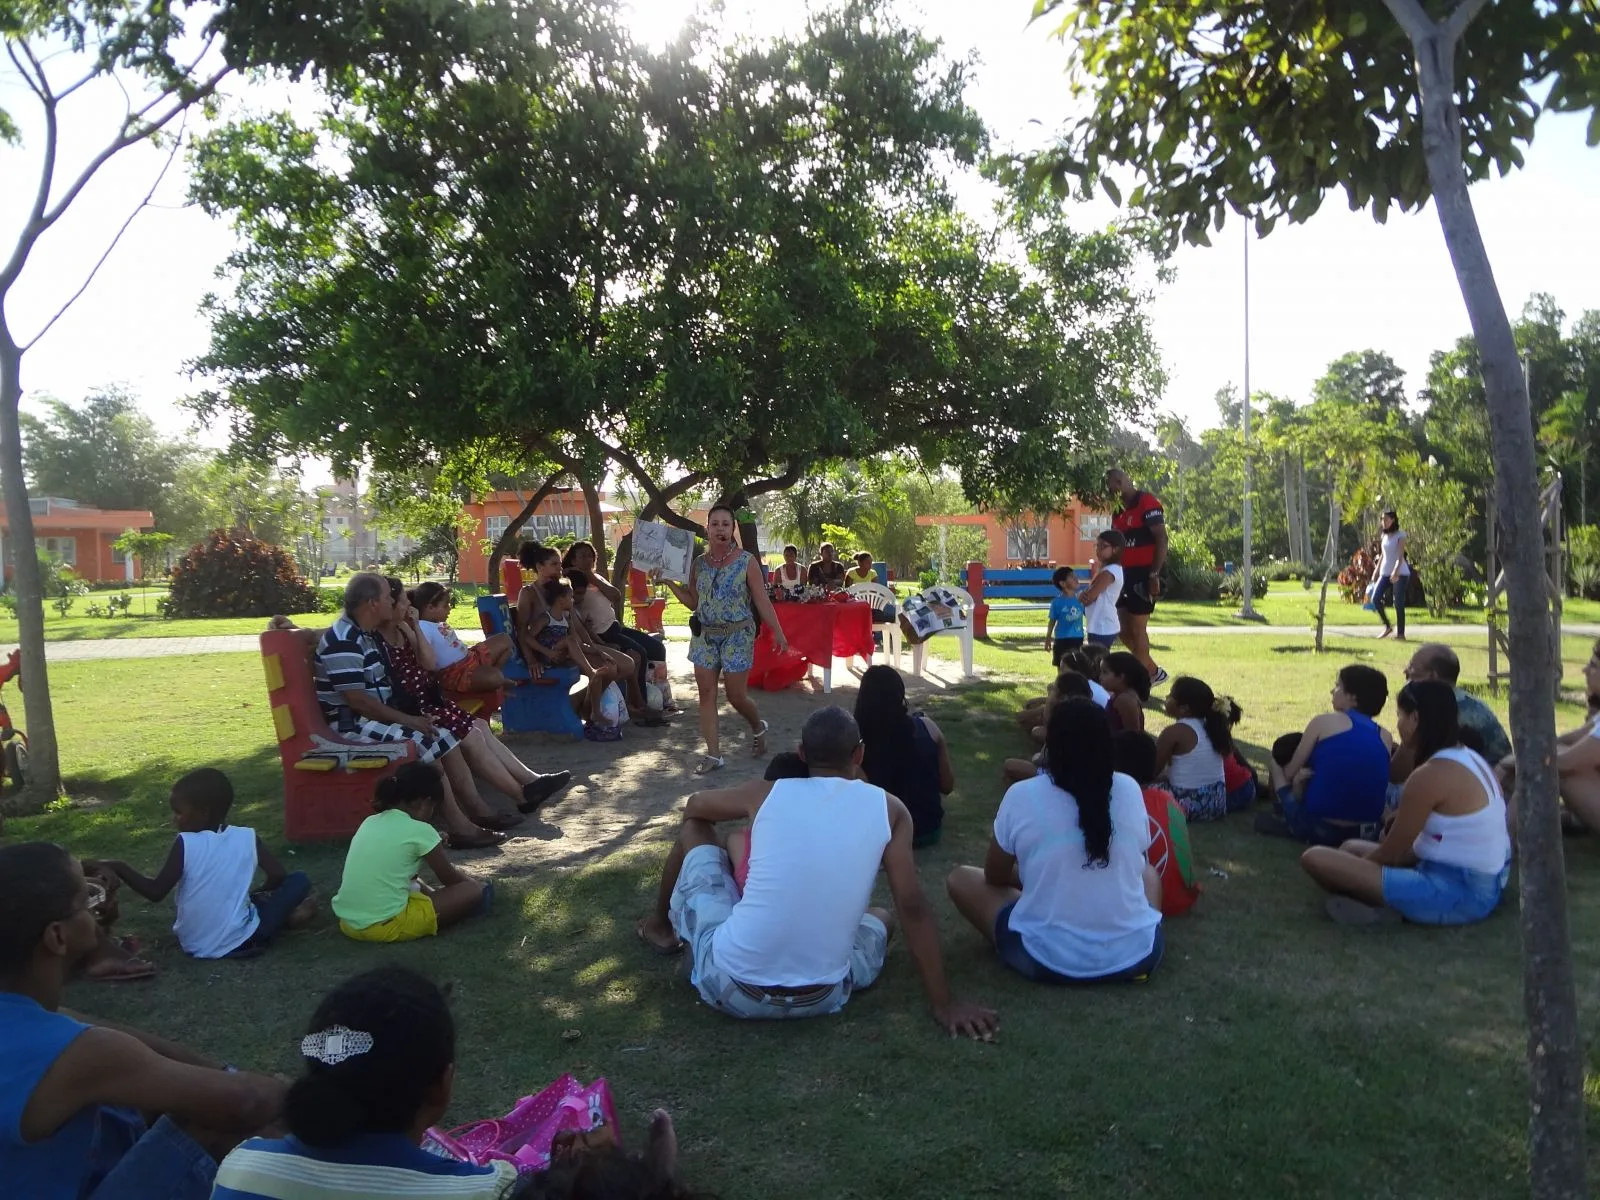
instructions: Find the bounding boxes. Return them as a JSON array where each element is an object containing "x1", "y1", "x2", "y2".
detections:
[{"x1": 4, "y1": 637, "x2": 1600, "y2": 1195}]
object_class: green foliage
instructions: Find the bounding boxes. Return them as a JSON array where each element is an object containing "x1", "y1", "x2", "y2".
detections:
[
  {"x1": 1382, "y1": 454, "x2": 1477, "y2": 616},
  {"x1": 1218, "y1": 570, "x2": 1269, "y2": 604},
  {"x1": 165, "y1": 530, "x2": 317, "y2": 618},
  {"x1": 1027, "y1": 2, "x2": 1600, "y2": 248},
  {"x1": 920, "y1": 524, "x2": 990, "y2": 585},
  {"x1": 1567, "y1": 525, "x2": 1600, "y2": 598},
  {"x1": 1261, "y1": 559, "x2": 1312, "y2": 582},
  {"x1": 1162, "y1": 561, "x2": 1222, "y2": 603},
  {"x1": 190, "y1": 0, "x2": 1161, "y2": 527},
  {"x1": 1164, "y1": 526, "x2": 1214, "y2": 570}
]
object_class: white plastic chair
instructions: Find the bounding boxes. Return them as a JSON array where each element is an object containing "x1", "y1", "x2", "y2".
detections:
[
  {"x1": 908, "y1": 584, "x2": 976, "y2": 680},
  {"x1": 846, "y1": 581, "x2": 902, "y2": 668}
]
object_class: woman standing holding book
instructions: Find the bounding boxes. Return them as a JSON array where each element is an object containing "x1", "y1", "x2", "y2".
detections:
[{"x1": 662, "y1": 505, "x2": 789, "y2": 775}]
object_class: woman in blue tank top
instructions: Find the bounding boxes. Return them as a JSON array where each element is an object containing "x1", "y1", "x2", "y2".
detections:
[{"x1": 1260, "y1": 665, "x2": 1394, "y2": 846}]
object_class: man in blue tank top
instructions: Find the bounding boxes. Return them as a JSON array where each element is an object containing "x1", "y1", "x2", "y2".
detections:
[
  {"x1": 638, "y1": 707, "x2": 998, "y2": 1039},
  {"x1": 0, "y1": 842, "x2": 284, "y2": 1199}
]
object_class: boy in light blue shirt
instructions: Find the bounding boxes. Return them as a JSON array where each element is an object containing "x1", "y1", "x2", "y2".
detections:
[{"x1": 1045, "y1": 567, "x2": 1086, "y2": 666}]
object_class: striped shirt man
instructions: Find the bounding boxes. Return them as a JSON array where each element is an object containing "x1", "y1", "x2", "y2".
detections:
[
  {"x1": 213, "y1": 1132, "x2": 518, "y2": 1199},
  {"x1": 313, "y1": 615, "x2": 459, "y2": 763}
]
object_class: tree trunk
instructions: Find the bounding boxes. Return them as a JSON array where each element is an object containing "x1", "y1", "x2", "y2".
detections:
[
  {"x1": 1314, "y1": 497, "x2": 1341, "y2": 655},
  {"x1": 578, "y1": 477, "x2": 609, "y2": 574},
  {"x1": 485, "y1": 474, "x2": 561, "y2": 589},
  {"x1": 1281, "y1": 454, "x2": 1297, "y2": 562},
  {"x1": 1298, "y1": 452, "x2": 1313, "y2": 566},
  {"x1": 1398, "y1": 9, "x2": 1585, "y2": 1195},
  {"x1": 0, "y1": 337, "x2": 62, "y2": 802}
]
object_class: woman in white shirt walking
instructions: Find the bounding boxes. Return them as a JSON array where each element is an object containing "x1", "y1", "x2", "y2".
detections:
[
  {"x1": 947, "y1": 697, "x2": 1164, "y2": 983},
  {"x1": 1300, "y1": 680, "x2": 1511, "y2": 925},
  {"x1": 1372, "y1": 509, "x2": 1410, "y2": 641}
]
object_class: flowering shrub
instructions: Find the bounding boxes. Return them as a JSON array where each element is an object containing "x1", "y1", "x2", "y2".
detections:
[{"x1": 166, "y1": 530, "x2": 317, "y2": 618}]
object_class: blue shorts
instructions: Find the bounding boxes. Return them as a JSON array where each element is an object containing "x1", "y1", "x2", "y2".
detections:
[
  {"x1": 1277, "y1": 787, "x2": 1378, "y2": 847},
  {"x1": 91, "y1": 1114, "x2": 216, "y2": 1200},
  {"x1": 1381, "y1": 859, "x2": 1509, "y2": 925},
  {"x1": 1086, "y1": 632, "x2": 1117, "y2": 649},
  {"x1": 993, "y1": 901, "x2": 1163, "y2": 984}
]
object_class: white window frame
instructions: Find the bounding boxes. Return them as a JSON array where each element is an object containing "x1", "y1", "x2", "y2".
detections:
[
  {"x1": 484, "y1": 515, "x2": 510, "y2": 544},
  {"x1": 1005, "y1": 522, "x2": 1049, "y2": 561},
  {"x1": 43, "y1": 536, "x2": 77, "y2": 566},
  {"x1": 1078, "y1": 513, "x2": 1112, "y2": 540}
]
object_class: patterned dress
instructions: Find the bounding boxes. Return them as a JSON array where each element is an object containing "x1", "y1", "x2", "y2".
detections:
[
  {"x1": 386, "y1": 634, "x2": 475, "y2": 740},
  {"x1": 688, "y1": 550, "x2": 757, "y2": 673}
]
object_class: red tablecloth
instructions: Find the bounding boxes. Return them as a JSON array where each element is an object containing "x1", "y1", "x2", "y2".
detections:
[{"x1": 749, "y1": 602, "x2": 875, "y2": 690}]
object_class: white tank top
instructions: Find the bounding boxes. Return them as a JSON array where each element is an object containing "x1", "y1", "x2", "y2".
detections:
[
  {"x1": 577, "y1": 588, "x2": 617, "y2": 635},
  {"x1": 711, "y1": 777, "x2": 892, "y2": 987},
  {"x1": 173, "y1": 826, "x2": 260, "y2": 958},
  {"x1": 1085, "y1": 564, "x2": 1124, "y2": 636},
  {"x1": 1413, "y1": 747, "x2": 1510, "y2": 874},
  {"x1": 1167, "y1": 717, "x2": 1225, "y2": 789}
]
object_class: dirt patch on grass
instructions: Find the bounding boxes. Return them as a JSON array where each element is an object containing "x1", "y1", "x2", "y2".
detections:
[{"x1": 469, "y1": 642, "x2": 977, "y2": 878}]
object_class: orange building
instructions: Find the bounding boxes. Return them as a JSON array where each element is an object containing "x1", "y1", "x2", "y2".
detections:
[
  {"x1": 458, "y1": 489, "x2": 632, "y2": 585},
  {"x1": 0, "y1": 497, "x2": 156, "y2": 583},
  {"x1": 915, "y1": 502, "x2": 1111, "y2": 569}
]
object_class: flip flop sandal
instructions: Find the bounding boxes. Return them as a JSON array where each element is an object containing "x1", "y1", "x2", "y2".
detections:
[
  {"x1": 751, "y1": 720, "x2": 769, "y2": 758},
  {"x1": 694, "y1": 755, "x2": 726, "y2": 776},
  {"x1": 447, "y1": 829, "x2": 509, "y2": 851},
  {"x1": 475, "y1": 811, "x2": 525, "y2": 832},
  {"x1": 637, "y1": 919, "x2": 685, "y2": 957},
  {"x1": 88, "y1": 957, "x2": 158, "y2": 983}
]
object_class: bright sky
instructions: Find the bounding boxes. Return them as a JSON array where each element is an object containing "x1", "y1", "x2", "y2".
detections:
[{"x1": 3, "y1": 0, "x2": 1597, "y2": 455}]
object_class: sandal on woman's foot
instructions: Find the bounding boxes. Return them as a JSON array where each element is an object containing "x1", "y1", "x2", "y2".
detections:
[
  {"x1": 475, "y1": 811, "x2": 524, "y2": 832},
  {"x1": 1325, "y1": 895, "x2": 1401, "y2": 926},
  {"x1": 751, "y1": 719, "x2": 769, "y2": 758},
  {"x1": 693, "y1": 754, "x2": 725, "y2": 776},
  {"x1": 637, "y1": 917, "x2": 685, "y2": 956},
  {"x1": 447, "y1": 829, "x2": 508, "y2": 851}
]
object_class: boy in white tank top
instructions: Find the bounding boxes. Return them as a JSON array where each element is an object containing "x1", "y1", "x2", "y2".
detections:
[
  {"x1": 638, "y1": 707, "x2": 998, "y2": 1038},
  {"x1": 93, "y1": 769, "x2": 316, "y2": 959}
]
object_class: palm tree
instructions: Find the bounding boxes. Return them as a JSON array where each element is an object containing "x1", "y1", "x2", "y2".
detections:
[{"x1": 1538, "y1": 389, "x2": 1598, "y2": 526}]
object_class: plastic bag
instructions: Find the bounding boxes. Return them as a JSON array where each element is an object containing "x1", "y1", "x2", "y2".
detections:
[
  {"x1": 423, "y1": 1074, "x2": 619, "y2": 1175},
  {"x1": 597, "y1": 681, "x2": 628, "y2": 727}
]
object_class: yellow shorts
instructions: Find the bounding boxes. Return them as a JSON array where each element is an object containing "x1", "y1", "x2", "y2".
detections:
[{"x1": 340, "y1": 892, "x2": 438, "y2": 943}]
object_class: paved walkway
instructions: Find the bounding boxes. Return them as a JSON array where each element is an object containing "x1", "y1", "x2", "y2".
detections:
[{"x1": 5, "y1": 620, "x2": 1596, "y2": 663}]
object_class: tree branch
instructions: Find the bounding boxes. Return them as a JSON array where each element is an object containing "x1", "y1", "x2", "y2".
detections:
[
  {"x1": 1442, "y1": 0, "x2": 1491, "y2": 43},
  {"x1": 591, "y1": 435, "x2": 707, "y2": 532},
  {"x1": 1380, "y1": 0, "x2": 1437, "y2": 43},
  {"x1": 22, "y1": 113, "x2": 188, "y2": 353},
  {"x1": 0, "y1": 40, "x2": 61, "y2": 294},
  {"x1": 729, "y1": 461, "x2": 805, "y2": 502}
]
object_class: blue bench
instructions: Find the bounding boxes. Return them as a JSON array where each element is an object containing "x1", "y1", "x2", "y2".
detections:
[
  {"x1": 476, "y1": 594, "x2": 584, "y2": 738},
  {"x1": 960, "y1": 565, "x2": 1090, "y2": 637}
]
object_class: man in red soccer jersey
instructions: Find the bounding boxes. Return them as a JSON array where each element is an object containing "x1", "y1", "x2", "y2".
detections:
[{"x1": 1105, "y1": 467, "x2": 1168, "y2": 687}]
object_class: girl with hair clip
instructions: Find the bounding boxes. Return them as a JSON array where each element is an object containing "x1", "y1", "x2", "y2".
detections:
[
  {"x1": 1154, "y1": 676, "x2": 1238, "y2": 822},
  {"x1": 660, "y1": 504, "x2": 788, "y2": 774},
  {"x1": 946, "y1": 698, "x2": 1165, "y2": 984},
  {"x1": 332, "y1": 765, "x2": 494, "y2": 944},
  {"x1": 1300, "y1": 680, "x2": 1511, "y2": 926},
  {"x1": 212, "y1": 965, "x2": 520, "y2": 1198}
]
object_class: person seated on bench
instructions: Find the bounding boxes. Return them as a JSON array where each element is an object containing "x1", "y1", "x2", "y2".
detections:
[
  {"x1": 383, "y1": 578, "x2": 571, "y2": 815},
  {"x1": 807, "y1": 542, "x2": 847, "y2": 591},
  {"x1": 564, "y1": 540, "x2": 669, "y2": 692},
  {"x1": 636, "y1": 706, "x2": 997, "y2": 1039},
  {"x1": 1300, "y1": 681, "x2": 1511, "y2": 926},
  {"x1": 516, "y1": 543, "x2": 640, "y2": 708},
  {"x1": 315, "y1": 573, "x2": 515, "y2": 851},
  {"x1": 0, "y1": 842, "x2": 285, "y2": 1198},
  {"x1": 1256, "y1": 664, "x2": 1392, "y2": 846},
  {"x1": 410, "y1": 581, "x2": 515, "y2": 694},
  {"x1": 946, "y1": 698, "x2": 1165, "y2": 984}
]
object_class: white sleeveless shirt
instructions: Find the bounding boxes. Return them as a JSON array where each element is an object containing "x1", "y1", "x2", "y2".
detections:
[
  {"x1": 1167, "y1": 717, "x2": 1225, "y2": 789},
  {"x1": 173, "y1": 826, "x2": 260, "y2": 958},
  {"x1": 1413, "y1": 747, "x2": 1510, "y2": 874},
  {"x1": 711, "y1": 777, "x2": 892, "y2": 987}
]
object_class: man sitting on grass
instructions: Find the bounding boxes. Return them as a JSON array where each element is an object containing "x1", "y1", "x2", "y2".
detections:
[
  {"x1": 637, "y1": 706, "x2": 997, "y2": 1039},
  {"x1": 1397, "y1": 643, "x2": 1510, "y2": 767},
  {"x1": 0, "y1": 842, "x2": 285, "y2": 1198}
]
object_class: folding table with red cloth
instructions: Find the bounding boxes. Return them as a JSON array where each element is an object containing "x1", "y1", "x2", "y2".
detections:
[{"x1": 749, "y1": 600, "x2": 874, "y2": 692}]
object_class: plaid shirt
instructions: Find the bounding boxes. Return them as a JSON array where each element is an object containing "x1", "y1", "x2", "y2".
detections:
[{"x1": 314, "y1": 615, "x2": 392, "y2": 731}]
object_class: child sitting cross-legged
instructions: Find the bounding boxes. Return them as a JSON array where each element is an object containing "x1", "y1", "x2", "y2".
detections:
[
  {"x1": 1099, "y1": 651, "x2": 1150, "y2": 734},
  {"x1": 333, "y1": 764, "x2": 494, "y2": 944},
  {"x1": 96, "y1": 768, "x2": 315, "y2": 959},
  {"x1": 1003, "y1": 670, "x2": 1093, "y2": 788},
  {"x1": 1153, "y1": 676, "x2": 1239, "y2": 823}
]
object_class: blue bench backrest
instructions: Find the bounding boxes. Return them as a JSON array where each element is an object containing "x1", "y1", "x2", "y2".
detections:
[{"x1": 960, "y1": 566, "x2": 1091, "y2": 600}]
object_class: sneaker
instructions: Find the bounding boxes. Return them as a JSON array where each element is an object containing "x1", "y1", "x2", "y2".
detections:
[
  {"x1": 518, "y1": 771, "x2": 572, "y2": 813},
  {"x1": 1151, "y1": 667, "x2": 1169, "y2": 687}
]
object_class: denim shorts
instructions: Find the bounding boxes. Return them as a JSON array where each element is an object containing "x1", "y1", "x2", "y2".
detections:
[
  {"x1": 91, "y1": 1114, "x2": 216, "y2": 1200},
  {"x1": 1277, "y1": 787, "x2": 1379, "y2": 847},
  {"x1": 669, "y1": 844, "x2": 887, "y2": 1019},
  {"x1": 993, "y1": 901, "x2": 1163, "y2": 984},
  {"x1": 1086, "y1": 632, "x2": 1118, "y2": 649},
  {"x1": 1381, "y1": 858, "x2": 1509, "y2": 925}
]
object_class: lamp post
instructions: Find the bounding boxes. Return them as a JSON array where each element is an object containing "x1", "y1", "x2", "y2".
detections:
[{"x1": 1239, "y1": 220, "x2": 1261, "y2": 620}]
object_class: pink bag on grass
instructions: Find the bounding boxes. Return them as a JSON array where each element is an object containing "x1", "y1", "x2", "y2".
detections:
[{"x1": 423, "y1": 1075, "x2": 620, "y2": 1175}]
